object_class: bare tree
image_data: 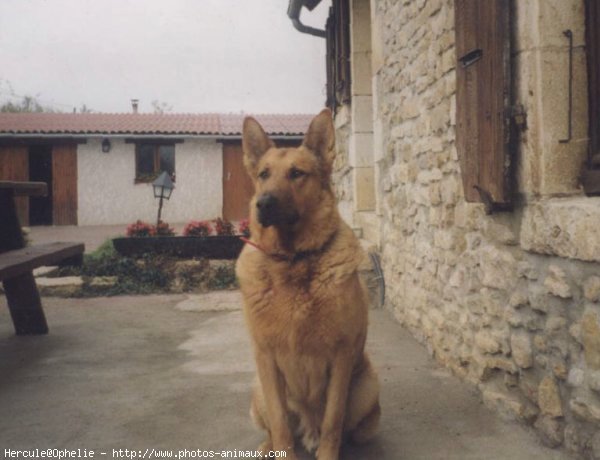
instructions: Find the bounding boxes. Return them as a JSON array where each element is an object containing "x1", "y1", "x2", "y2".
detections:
[{"x1": 151, "y1": 100, "x2": 173, "y2": 114}]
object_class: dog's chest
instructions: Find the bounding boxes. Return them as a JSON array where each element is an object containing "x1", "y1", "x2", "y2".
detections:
[{"x1": 250, "y1": 261, "x2": 345, "y2": 352}]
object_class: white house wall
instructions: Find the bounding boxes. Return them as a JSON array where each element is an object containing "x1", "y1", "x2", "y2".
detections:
[{"x1": 77, "y1": 138, "x2": 223, "y2": 226}]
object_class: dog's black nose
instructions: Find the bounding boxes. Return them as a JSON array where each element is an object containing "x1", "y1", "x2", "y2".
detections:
[
  {"x1": 256, "y1": 194, "x2": 278, "y2": 212},
  {"x1": 256, "y1": 194, "x2": 279, "y2": 227}
]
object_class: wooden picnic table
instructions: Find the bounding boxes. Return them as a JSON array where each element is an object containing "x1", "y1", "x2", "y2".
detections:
[{"x1": 0, "y1": 180, "x2": 84, "y2": 335}]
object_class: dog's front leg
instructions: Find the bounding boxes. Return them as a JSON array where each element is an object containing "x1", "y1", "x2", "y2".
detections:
[
  {"x1": 255, "y1": 351, "x2": 296, "y2": 459},
  {"x1": 317, "y1": 350, "x2": 354, "y2": 460}
]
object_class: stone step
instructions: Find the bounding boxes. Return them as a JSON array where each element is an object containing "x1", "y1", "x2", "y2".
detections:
[{"x1": 36, "y1": 276, "x2": 84, "y2": 296}]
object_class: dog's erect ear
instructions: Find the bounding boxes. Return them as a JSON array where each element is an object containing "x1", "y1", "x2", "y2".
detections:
[
  {"x1": 302, "y1": 108, "x2": 335, "y2": 172},
  {"x1": 243, "y1": 117, "x2": 275, "y2": 176}
]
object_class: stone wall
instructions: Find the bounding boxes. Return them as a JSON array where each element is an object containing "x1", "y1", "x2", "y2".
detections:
[{"x1": 339, "y1": 0, "x2": 600, "y2": 456}]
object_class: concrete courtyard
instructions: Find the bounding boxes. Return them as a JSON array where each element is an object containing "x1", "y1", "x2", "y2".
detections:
[{"x1": 0, "y1": 290, "x2": 573, "y2": 459}]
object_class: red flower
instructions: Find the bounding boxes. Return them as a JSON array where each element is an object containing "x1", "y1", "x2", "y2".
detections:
[
  {"x1": 126, "y1": 220, "x2": 156, "y2": 237},
  {"x1": 213, "y1": 218, "x2": 235, "y2": 236},
  {"x1": 183, "y1": 220, "x2": 213, "y2": 237}
]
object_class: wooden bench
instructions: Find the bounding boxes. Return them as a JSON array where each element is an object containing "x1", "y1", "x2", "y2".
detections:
[{"x1": 0, "y1": 180, "x2": 85, "y2": 335}]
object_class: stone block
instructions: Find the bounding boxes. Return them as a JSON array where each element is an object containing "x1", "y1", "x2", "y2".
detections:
[
  {"x1": 475, "y1": 330, "x2": 502, "y2": 355},
  {"x1": 89, "y1": 276, "x2": 118, "y2": 288},
  {"x1": 33, "y1": 266, "x2": 58, "y2": 277},
  {"x1": 538, "y1": 376, "x2": 563, "y2": 418},
  {"x1": 546, "y1": 316, "x2": 568, "y2": 333},
  {"x1": 36, "y1": 276, "x2": 84, "y2": 296},
  {"x1": 567, "y1": 368, "x2": 585, "y2": 388},
  {"x1": 582, "y1": 311, "x2": 600, "y2": 370},
  {"x1": 370, "y1": 6, "x2": 384, "y2": 73},
  {"x1": 486, "y1": 356, "x2": 518, "y2": 374},
  {"x1": 351, "y1": 50, "x2": 373, "y2": 96},
  {"x1": 517, "y1": 261, "x2": 538, "y2": 281},
  {"x1": 537, "y1": 48, "x2": 588, "y2": 195},
  {"x1": 519, "y1": 370, "x2": 541, "y2": 404},
  {"x1": 349, "y1": 132, "x2": 374, "y2": 167},
  {"x1": 482, "y1": 387, "x2": 538, "y2": 423},
  {"x1": 544, "y1": 265, "x2": 572, "y2": 299},
  {"x1": 350, "y1": 0, "x2": 372, "y2": 53},
  {"x1": 504, "y1": 307, "x2": 544, "y2": 331},
  {"x1": 528, "y1": 285, "x2": 552, "y2": 314},
  {"x1": 511, "y1": 330, "x2": 533, "y2": 369},
  {"x1": 479, "y1": 246, "x2": 518, "y2": 291},
  {"x1": 521, "y1": 200, "x2": 600, "y2": 264},
  {"x1": 509, "y1": 289, "x2": 529, "y2": 309},
  {"x1": 584, "y1": 276, "x2": 600, "y2": 303},
  {"x1": 416, "y1": 168, "x2": 443, "y2": 184},
  {"x1": 535, "y1": 0, "x2": 586, "y2": 49},
  {"x1": 351, "y1": 95, "x2": 374, "y2": 133},
  {"x1": 440, "y1": 174, "x2": 459, "y2": 206},
  {"x1": 570, "y1": 398, "x2": 600, "y2": 423},
  {"x1": 482, "y1": 220, "x2": 518, "y2": 246},
  {"x1": 588, "y1": 370, "x2": 600, "y2": 393},
  {"x1": 353, "y1": 167, "x2": 376, "y2": 211}
]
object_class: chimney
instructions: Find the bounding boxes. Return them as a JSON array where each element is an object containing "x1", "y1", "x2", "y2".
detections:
[{"x1": 131, "y1": 99, "x2": 139, "y2": 114}]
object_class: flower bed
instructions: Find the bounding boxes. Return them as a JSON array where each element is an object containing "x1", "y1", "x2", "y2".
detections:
[
  {"x1": 114, "y1": 218, "x2": 247, "y2": 259},
  {"x1": 112, "y1": 235, "x2": 244, "y2": 259}
]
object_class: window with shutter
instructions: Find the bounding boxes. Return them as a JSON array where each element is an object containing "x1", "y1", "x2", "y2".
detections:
[
  {"x1": 325, "y1": 0, "x2": 351, "y2": 112},
  {"x1": 583, "y1": 0, "x2": 600, "y2": 195},
  {"x1": 454, "y1": 0, "x2": 512, "y2": 211}
]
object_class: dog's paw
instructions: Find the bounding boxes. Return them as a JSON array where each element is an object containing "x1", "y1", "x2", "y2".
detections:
[
  {"x1": 301, "y1": 429, "x2": 320, "y2": 454},
  {"x1": 257, "y1": 440, "x2": 272, "y2": 459}
]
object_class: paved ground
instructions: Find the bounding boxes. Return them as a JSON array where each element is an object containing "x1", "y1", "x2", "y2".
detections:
[{"x1": 0, "y1": 292, "x2": 574, "y2": 459}]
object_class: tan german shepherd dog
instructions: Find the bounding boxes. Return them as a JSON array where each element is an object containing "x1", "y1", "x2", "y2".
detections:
[{"x1": 236, "y1": 109, "x2": 380, "y2": 460}]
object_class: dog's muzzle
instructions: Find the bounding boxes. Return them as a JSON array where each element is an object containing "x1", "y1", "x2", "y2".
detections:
[{"x1": 256, "y1": 193, "x2": 298, "y2": 227}]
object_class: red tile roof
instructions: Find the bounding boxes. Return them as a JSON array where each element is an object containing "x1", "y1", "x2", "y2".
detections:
[{"x1": 0, "y1": 112, "x2": 314, "y2": 137}]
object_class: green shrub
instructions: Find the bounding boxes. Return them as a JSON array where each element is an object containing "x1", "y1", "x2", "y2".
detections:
[{"x1": 208, "y1": 264, "x2": 238, "y2": 290}]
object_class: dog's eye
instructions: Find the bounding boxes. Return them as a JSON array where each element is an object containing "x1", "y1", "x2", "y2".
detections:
[
  {"x1": 258, "y1": 169, "x2": 270, "y2": 180},
  {"x1": 289, "y1": 168, "x2": 306, "y2": 180}
]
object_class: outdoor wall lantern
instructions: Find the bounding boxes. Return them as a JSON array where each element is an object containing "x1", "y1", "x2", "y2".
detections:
[
  {"x1": 152, "y1": 171, "x2": 175, "y2": 225},
  {"x1": 101, "y1": 138, "x2": 111, "y2": 153}
]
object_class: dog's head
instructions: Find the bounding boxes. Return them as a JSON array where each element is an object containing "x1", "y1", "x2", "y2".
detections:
[{"x1": 242, "y1": 109, "x2": 335, "y2": 229}]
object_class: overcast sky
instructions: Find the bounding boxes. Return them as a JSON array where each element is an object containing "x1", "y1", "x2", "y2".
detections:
[{"x1": 0, "y1": 0, "x2": 329, "y2": 114}]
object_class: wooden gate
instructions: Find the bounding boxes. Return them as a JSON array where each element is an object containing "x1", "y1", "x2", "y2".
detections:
[
  {"x1": 0, "y1": 146, "x2": 30, "y2": 225},
  {"x1": 52, "y1": 144, "x2": 78, "y2": 225},
  {"x1": 222, "y1": 143, "x2": 254, "y2": 221}
]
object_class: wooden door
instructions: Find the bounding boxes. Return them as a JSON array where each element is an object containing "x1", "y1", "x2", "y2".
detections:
[
  {"x1": 0, "y1": 146, "x2": 30, "y2": 225},
  {"x1": 222, "y1": 143, "x2": 254, "y2": 221},
  {"x1": 52, "y1": 144, "x2": 78, "y2": 225}
]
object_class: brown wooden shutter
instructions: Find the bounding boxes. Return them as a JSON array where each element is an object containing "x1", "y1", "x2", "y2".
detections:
[
  {"x1": 583, "y1": 0, "x2": 600, "y2": 195},
  {"x1": 455, "y1": 0, "x2": 511, "y2": 208}
]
